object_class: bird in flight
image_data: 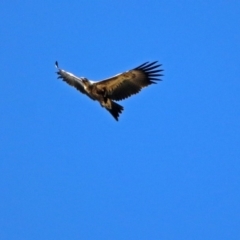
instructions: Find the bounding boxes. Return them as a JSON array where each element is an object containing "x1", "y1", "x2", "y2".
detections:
[{"x1": 55, "y1": 61, "x2": 163, "y2": 121}]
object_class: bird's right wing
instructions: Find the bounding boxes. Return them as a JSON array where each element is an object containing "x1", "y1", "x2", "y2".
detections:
[{"x1": 93, "y1": 61, "x2": 163, "y2": 101}]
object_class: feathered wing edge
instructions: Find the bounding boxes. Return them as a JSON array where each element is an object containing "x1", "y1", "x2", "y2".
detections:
[
  {"x1": 134, "y1": 61, "x2": 164, "y2": 84},
  {"x1": 96, "y1": 61, "x2": 163, "y2": 101}
]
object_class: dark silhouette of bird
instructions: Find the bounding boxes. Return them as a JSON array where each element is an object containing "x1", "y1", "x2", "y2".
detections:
[{"x1": 55, "y1": 61, "x2": 163, "y2": 121}]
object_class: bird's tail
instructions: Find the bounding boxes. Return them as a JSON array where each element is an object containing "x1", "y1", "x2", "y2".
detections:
[{"x1": 106, "y1": 101, "x2": 124, "y2": 121}]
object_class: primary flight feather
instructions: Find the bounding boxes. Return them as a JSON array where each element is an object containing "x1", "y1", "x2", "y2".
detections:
[{"x1": 55, "y1": 61, "x2": 163, "y2": 121}]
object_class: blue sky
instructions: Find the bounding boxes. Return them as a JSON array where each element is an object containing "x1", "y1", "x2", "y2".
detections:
[{"x1": 1, "y1": 1, "x2": 240, "y2": 239}]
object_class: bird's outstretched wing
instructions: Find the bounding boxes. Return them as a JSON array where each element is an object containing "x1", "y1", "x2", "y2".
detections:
[
  {"x1": 55, "y1": 61, "x2": 85, "y2": 94},
  {"x1": 93, "y1": 61, "x2": 163, "y2": 101}
]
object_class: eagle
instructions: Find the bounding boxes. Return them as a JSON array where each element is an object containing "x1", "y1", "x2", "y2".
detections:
[{"x1": 55, "y1": 61, "x2": 163, "y2": 121}]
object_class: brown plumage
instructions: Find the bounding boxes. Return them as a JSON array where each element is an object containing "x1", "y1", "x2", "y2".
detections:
[{"x1": 55, "y1": 61, "x2": 163, "y2": 121}]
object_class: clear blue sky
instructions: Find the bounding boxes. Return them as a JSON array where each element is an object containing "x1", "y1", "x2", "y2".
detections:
[{"x1": 1, "y1": 1, "x2": 240, "y2": 239}]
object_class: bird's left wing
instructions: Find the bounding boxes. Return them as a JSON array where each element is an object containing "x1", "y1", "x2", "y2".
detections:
[
  {"x1": 93, "y1": 61, "x2": 163, "y2": 101},
  {"x1": 55, "y1": 61, "x2": 85, "y2": 94}
]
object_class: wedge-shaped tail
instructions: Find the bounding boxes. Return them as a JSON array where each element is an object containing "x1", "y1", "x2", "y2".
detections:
[{"x1": 105, "y1": 101, "x2": 124, "y2": 121}]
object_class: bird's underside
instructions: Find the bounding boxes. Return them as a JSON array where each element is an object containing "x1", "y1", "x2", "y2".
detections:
[{"x1": 55, "y1": 61, "x2": 163, "y2": 121}]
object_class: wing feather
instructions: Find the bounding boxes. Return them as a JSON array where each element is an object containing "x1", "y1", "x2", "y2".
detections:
[
  {"x1": 56, "y1": 69, "x2": 86, "y2": 94},
  {"x1": 93, "y1": 61, "x2": 163, "y2": 101}
]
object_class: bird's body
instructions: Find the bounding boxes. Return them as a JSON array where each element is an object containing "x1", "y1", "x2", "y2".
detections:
[{"x1": 55, "y1": 61, "x2": 163, "y2": 120}]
